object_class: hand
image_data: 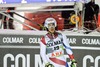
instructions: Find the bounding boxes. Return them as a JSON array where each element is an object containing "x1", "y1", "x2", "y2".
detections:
[
  {"x1": 45, "y1": 62, "x2": 54, "y2": 67},
  {"x1": 70, "y1": 59, "x2": 77, "y2": 67}
]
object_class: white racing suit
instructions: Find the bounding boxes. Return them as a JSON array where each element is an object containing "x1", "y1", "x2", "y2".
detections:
[{"x1": 40, "y1": 32, "x2": 74, "y2": 67}]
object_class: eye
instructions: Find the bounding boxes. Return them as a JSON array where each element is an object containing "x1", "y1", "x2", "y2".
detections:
[{"x1": 52, "y1": 23, "x2": 55, "y2": 26}]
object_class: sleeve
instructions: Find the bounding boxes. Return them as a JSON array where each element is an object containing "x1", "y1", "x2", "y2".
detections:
[
  {"x1": 39, "y1": 36, "x2": 49, "y2": 64},
  {"x1": 62, "y1": 34, "x2": 74, "y2": 60}
]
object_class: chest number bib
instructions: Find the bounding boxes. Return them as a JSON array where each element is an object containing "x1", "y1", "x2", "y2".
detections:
[{"x1": 54, "y1": 46, "x2": 59, "y2": 50}]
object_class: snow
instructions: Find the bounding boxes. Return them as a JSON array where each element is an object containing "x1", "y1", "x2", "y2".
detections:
[{"x1": 0, "y1": 29, "x2": 99, "y2": 36}]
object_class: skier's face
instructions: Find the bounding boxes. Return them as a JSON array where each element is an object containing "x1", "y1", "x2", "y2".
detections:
[{"x1": 48, "y1": 23, "x2": 55, "y2": 33}]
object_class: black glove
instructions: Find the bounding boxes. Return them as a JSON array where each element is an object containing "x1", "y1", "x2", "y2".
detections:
[
  {"x1": 71, "y1": 59, "x2": 77, "y2": 67},
  {"x1": 45, "y1": 62, "x2": 54, "y2": 67}
]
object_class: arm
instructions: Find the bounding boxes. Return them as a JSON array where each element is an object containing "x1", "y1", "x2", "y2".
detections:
[
  {"x1": 62, "y1": 34, "x2": 74, "y2": 60},
  {"x1": 40, "y1": 37, "x2": 49, "y2": 64},
  {"x1": 40, "y1": 37, "x2": 54, "y2": 67},
  {"x1": 62, "y1": 34, "x2": 77, "y2": 67},
  {"x1": 40, "y1": 42, "x2": 48, "y2": 63}
]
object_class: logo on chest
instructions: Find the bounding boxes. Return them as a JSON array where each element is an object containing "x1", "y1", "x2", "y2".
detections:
[{"x1": 46, "y1": 40, "x2": 62, "y2": 47}]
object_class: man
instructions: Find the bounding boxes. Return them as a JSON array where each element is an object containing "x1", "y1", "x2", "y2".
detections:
[
  {"x1": 84, "y1": 0, "x2": 99, "y2": 30},
  {"x1": 40, "y1": 17, "x2": 77, "y2": 67},
  {"x1": 84, "y1": 0, "x2": 99, "y2": 21}
]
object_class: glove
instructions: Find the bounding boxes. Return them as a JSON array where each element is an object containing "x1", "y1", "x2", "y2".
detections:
[
  {"x1": 71, "y1": 59, "x2": 77, "y2": 67},
  {"x1": 45, "y1": 62, "x2": 54, "y2": 67}
]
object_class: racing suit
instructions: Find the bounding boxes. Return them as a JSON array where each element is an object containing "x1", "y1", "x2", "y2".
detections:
[{"x1": 40, "y1": 32, "x2": 75, "y2": 67}]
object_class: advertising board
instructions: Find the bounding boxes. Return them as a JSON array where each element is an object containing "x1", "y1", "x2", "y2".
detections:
[{"x1": 0, "y1": 34, "x2": 100, "y2": 67}]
